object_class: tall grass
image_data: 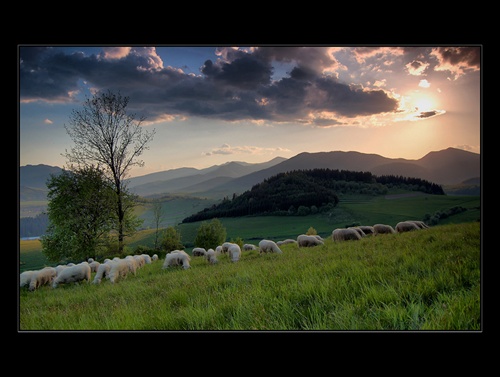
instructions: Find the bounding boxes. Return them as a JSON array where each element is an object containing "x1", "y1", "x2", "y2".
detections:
[{"x1": 19, "y1": 222, "x2": 481, "y2": 331}]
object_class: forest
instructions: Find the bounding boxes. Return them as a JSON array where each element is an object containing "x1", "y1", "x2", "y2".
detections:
[{"x1": 181, "y1": 169, "x2": 445, "y2": 223}]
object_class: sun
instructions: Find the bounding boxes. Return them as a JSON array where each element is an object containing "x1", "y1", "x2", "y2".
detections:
[{"x1": 414, "y1": 97, "x2": 434, "y2": 112}]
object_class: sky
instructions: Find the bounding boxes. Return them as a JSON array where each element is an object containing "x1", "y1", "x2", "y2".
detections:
[{"x1": 19, "y1": 45, "x2": 481, "y2": 178}]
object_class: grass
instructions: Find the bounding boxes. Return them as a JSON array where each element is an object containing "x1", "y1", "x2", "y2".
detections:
[{"x1": 19, "y1": 221, "x2": 481, "y2": 331}]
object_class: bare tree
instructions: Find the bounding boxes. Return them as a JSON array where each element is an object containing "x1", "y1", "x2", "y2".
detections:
[{"x1": 63, "y1": 90, "x2": 155, "y2": 253}]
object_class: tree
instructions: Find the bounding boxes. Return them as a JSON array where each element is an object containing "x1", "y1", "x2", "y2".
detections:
[
  {"x1": 194, "y1": 218, "x2": 227, "y2": 250},
  {"x1": 161, "y1": 226, "x2": 184, "y2": 254},
  {"x1": 152, "y1": 200, "x2": 165, "y2": 251},
  {"x1": 63, "y1": 90, "x2": 155, "y2": 253},
  {"x1": 41, "y1": 166, "x2": 116, "y2": 263}
]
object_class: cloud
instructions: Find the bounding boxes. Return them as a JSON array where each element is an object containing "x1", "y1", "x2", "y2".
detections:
[
  {"x1": 204, "y1": 144, "x2": 290, "y2": 156},
  {"x1": 431, "y1": 47, "x2": 480, "y2": 79},
  {"x1": 19, "y1": 46, "x2": 478, "y2": 127},
  {"x1": 43, "y1": 119, "x2": 53, "y2": 124}
]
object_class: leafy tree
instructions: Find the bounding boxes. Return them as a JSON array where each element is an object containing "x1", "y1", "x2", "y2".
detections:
[
  {"x1": 152, "y1": 200, "x2": 165, "y2": 250},
  {"x1": 161, "y1": 226, "x2": 184, "y2": 253},
  {"x1": 63, "y1": 90, "x2": 155, "y2": 253},
  {"x1": 194, "y1": 218, "x2": 227, "y2": 250},
  {"x1": 306, "y1": 226, "x2": 317, "y2": 235},
  {"x1": 41, "y1": 166, "x2": 116, "y2": 263}
]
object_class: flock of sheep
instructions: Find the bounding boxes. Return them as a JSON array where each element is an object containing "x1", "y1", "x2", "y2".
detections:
[{"x1": 20, "y1": 220, "x2": 428, "y2": 291}]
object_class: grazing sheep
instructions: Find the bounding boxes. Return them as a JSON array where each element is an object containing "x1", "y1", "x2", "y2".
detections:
[
  {"x1": 395, "y1": 221, "x2": 420, "y2": 233},
  {"x1": 332, "y1": 228, "x2": 362, "y2": 242},
  {"x1": 29, "y1": 267, "x2": 57, "y2": 291},
  {"x1": 221, "y1": 242, "x2": 233, "y2": 253},
  {"x1": 92, "y1": 261, "x2": 113, "y2": 284},
  {"x1": 142, "y1": 254, "x2": 152, "y2": 264},
  {"x1": 243, "y1": 244, "x2": 257, "y2": 251},
  {"x1": 348, "y1": 227, "x2": 366, "y2": 238},
  {"x1": 358, "y1": 225, "x2": 375, "y2": 236},
  {"x1": 162, "y1": 250, "x2": 191, "y2": 269},
  {"x1": 258, "y1": 239, "x2": 282, "y2": 254},
  {"x1": 133, "y1": 254, "x2": 146, "y2": 269},
  {"x1": 406, "y1": 220, "x2": 429, "y2": 229},
  {"x1": 107, "y1": 259, "x2": 130, "y2": 284},
  {"x1": 215, "y1": 246, "x2": 223, "y2": 255},
  {"x1": 20, "y1": 270, "x2": 36, "y2": 288},
  {"x1": 192, "y1": 247, "x2": 207, "y2": 256},
  {"x1": 227, "y1": 243, "x2": 242, "y2": 262},
  {"x1": 373, "y1": 224, "x2": 396, "y2": 235},
  {"x1": 52, "y1": 262, "x2": 91, "y2": 288},
  {"x1": 152, "y1": 254, "x2": 159, "y2": 262},
  {"x1": 276, "y1": 239, "x2": 298, "y2": 246},
  {"x1": 205, "y1": 249, "x2": 218, "y2": 264},
  {"x1": 89, "y1": 260, "x2": 100, "y2": 273},
  {"x1": 124, "y1": 255, "x2": 138, "y2": 275},
  {"x1": 297, "y1": 234, "x2": 325, "y2": 247},
  {"x1": 88, "y1": 258, "x2": 94, "y2": 263}
]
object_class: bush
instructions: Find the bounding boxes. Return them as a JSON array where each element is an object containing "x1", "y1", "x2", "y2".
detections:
[
  {"x1": 194, "y1": 218, "x2": 227, "y2": 250},
  {"x1": 161, "y1": 226, "x2": 184, "y2": 252}
]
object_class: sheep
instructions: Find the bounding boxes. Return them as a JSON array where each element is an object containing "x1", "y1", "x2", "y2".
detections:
[
  {"x1": 297, "y1": 234, "x2": 324, "y2": 247},
  {"x1": 89, "y1": 260, "x2": 100, "y2": 273},
  {"x1": 124, "y1": 255, "x2": 139, "y2": 275},
  {"x1": 205, "y1": 248, "x2": 218, "y2": 264},
  {"x1": 142, "y1": 254, "x2": 152, "y2": 264},
  {"x1": 107, "y1": 259, "x2": 130, "y2": 284},
  {"x1": 243, "y1": 244, "x2": 257, "y2": 251},
  {"x1": 162, "y1": 251, "x2": 191, "y2": 269},
  {"x1": 276, "y1": 239, "x2": 298, "y2": 246},
  {"x1": 221, "y1": 242, "x2": 233, "y2": 253},
  {"x1": 88, "y1": 258, "x2": 94, "y2": 263},
  {"x1": 152, "y1": 254, "x2": 159, "y2": 262},
  {"x1": 395, "y1": 221, "x2": 420, "y2": 233},
  {"x1": 348, "y1": 227, "x2": 366, "y2": 238},
  {"x1": 258, "y1": 239, "x2": 282, "y2": 254},
  {"x1": 192, "y1": 247, "x2": 207, "y2": 256},
  {"x1": 227, "y1": 243, "x2": 241, "y2": 262},
  {"x1": 332, "y1": 228, "x2": 362, "y2": 242},
  {"x1": 406, "y1": 220, "x2": 429, "y2": 229},
  {"x1": 358, "y1": 225, "x2": 375, "y2": 236},
  {"x1": 29, "y1": 266, "x2": 57, "y2": 291},
  {"x1": 52, "y1": 262, "x2": 91, "y2": 288},
  {"x1": 373, "y1": 224, "x2": 396, "y2": 235},
  {"x1": 133, "y1": 254, "x2": 146, "y2": 269},
  {"x1": 215, "y1": 246, "x2": 223, "y2": 255},
  {"x1": 20, "y1": 270, "x2": 36, "y2": 288},
  {"x1": 92, "y1": 261, "x2": 113, "y2": 284}
]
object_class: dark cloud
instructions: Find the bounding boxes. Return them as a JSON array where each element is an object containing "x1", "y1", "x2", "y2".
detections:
[
  {"x1": 416, "y1": 110, "x2": 439, "y2": 119},
  {"x1": 19, "y1": 46, "x2": 400, "y2": 124},
  {"x1": 435, "y1": 47, "x2": 480, "y2": 69}
]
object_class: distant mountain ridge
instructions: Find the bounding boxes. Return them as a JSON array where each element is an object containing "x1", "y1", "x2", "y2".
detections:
[{"x1": 19, "y1": 148, "x2": 480, "y2": 201}]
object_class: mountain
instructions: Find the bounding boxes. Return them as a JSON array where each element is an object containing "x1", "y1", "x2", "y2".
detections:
[
  {"x1": 20, "y1": 164, "x2": 63, "y2": 189},
  {"x1": 205, "y1": 147, "x2": 480, "y2": 197},
  {"x1": 127, "y1": 157, "x2": 287, "y2": 197}
]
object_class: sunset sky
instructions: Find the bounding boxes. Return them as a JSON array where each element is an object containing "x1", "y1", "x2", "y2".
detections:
[{"x1": 19, "y1": 45, "x2": 481, "y2": 177}]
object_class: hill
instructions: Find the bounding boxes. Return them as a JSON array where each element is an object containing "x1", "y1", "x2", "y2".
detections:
[
  {"x1": 181, "y1": 168, "x2": 445, "y2": 223},
  {"x1": 203, "y1": 147, "x2": 480, "y2": 198}
]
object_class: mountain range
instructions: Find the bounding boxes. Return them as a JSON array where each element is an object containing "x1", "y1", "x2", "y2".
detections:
[{"x1": 20, "y1": 147, "x2": 480, "y2": 202}]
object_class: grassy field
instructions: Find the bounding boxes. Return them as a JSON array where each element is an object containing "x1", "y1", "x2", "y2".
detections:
[{"x1": 18, "y1": 221, "x2": 481, "y2": 331}]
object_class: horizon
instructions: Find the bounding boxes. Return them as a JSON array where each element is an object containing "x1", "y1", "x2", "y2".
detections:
[
  {"x1": 19, "y1": 46, "x2": 481, "y2": 177},
  {"x1": 20, "y1": 145, "x2": 479, "y2": 179}
]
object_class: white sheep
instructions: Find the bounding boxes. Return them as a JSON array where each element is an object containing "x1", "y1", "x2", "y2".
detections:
[
  {"x1": 258, "y1": 239, "x2": 282, "y2": 254},
  {"x1": 133, "y1": 254, "x2": 146, "y2": 269},
  {"x1": 359, "y1": 225, "x2": 375, "y2": 235},
  {"x1": 52, "y1": 262, "x2": 91, "y2": 288},
  {"x1": 152, "y1": 254, "x2": 159, "y2": 262},
  {"x1": 92, "y1": 261, "x2": 113, "y2": 284},
  {"x1": 162, "y1": 251, "x2": 191, "y2": 269},
  {"x1": 20, "y1": 270, "x2": 36, "y2": 288},
  {"x1": 348, "y1": 227, "x2": 366, "y2": 238},
  {"x1": 142, "y1": 254, "x2": 152, "y2": 264},
  {"x1": 276, "y1": 239, "x2": 298, "y2": 246},
  {"x1": 89, "y1": 260, "x2": 101, "y2": 273},
  {"x1": 124, "y1": 255, "x2": 138, "y2": 275},
  {"x1": 227, "y1": 243, "x2": 241, "y2": 262},
  {"x1": 406, "y1": 220, "x2": 429, "y2": 229},
  {"x1": 332, "y1": 228, "x2": 362, "y2": 242},
  {"x1": 107, "y1": 259, "x2": 130, "y2": 284},
  {"x1": 29, "y1": 266, "x2": 57, "y2": 291},
  {"x1": 297, "y1": 234, "x2": 325, "y2": 247},
  {"x1": 205, "y1": 248, "x2": 218, "y2": 264},
  {"x1": 215, "y1": 246, "x2": 223, "y2": 255},
  {"x1": 373, "y1": 224, "x2": 396, "y2": 235},
  {"x1": 192, "y1": 247, "x2": 207, "y2": 256},
  {"x1": 243, "y1": 244, "x2": 257, "y2": 251},
  {"x1": 221, "y1": 242, "x2": 233, "y2": 253},
  {"x1": 395, "y1": 221, "x2": 420, "y2": 233}
]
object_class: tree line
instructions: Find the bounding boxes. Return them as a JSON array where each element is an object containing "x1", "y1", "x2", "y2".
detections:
[{"x1": 182, "y1": 169, "x2": 445, "y2": 223}]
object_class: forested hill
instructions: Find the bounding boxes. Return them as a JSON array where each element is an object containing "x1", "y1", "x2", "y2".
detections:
[{"x1": 181, "y1": 169, "x2": 445, "y2": 223}]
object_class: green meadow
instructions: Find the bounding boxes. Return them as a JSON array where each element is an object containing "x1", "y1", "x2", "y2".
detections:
[{"x1": 19, "y1": 222, "x2": 481, "y2": 331}]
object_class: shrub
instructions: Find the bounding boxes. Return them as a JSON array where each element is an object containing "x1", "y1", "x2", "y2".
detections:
[{"x1": 194, "y1": 218, "x2": 227, "y2": 250}]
